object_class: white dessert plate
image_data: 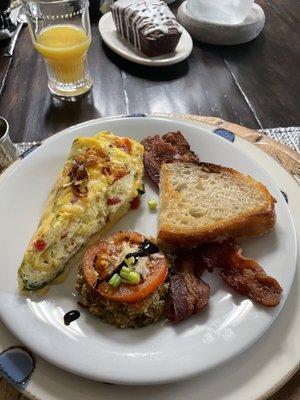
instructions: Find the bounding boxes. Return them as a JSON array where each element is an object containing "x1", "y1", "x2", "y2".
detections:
[
  {"x1": 0, "y1": 116, "x2": 297, "y2": 386},
  {"x1": 98, "y1": 12, "x2": 193, "y2": 66}
]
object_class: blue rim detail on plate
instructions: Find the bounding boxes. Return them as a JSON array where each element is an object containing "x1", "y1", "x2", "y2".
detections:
[
  {"x1": 123, "y1": 113, "x2": 147, "y2": 118},
  {"x1": 214, "y1": 128, "x2": 235, "y2": 142},
  {"x1": 281, "y1": 190, "x2": 288, "y2": 203},
  {"x1": 0, "y1": 346, "x2": 35, "y2": 388},
  {"x1": 19, "y1": 143, "x2": 41, "y2": 159}
]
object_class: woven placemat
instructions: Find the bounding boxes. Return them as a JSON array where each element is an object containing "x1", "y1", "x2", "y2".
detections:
[{"x1": 262, "y1": 127, "x2": 299, "y2": 152}]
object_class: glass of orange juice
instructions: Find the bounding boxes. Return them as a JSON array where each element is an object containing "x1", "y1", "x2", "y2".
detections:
[{"x1": 21, "y1": 0, "x2": 92, "y2": 98}]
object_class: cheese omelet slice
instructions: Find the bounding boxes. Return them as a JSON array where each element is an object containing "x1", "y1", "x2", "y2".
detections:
[{"x1": 18, "y1": 131, "x2": 144, "y2": 290}]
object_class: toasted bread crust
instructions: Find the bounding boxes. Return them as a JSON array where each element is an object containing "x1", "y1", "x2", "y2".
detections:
[{"x1": 157, "y1": 162, "x2": 276, "y2": 247}]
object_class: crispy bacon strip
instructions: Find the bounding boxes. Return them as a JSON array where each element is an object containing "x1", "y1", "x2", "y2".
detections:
[
  {"x1": 165, "y1": 272, "x2": 210, "y2": 323},
  {"x1": 141, "y1": 131, "x2": 199, "y2": 185},
  {"x1": 141, "y1": 135, "x2": 176, "y2": 185},
  {"x1": 166, "y1": 238, "x2": 282, "y2": 323},
  {"x1": 194, "y1": 238, "x2": 282, "y2": 307},
  {"x1": 219, "y1": 248, "x2": 282, "y2": 307},
  {"x1": 165, "y1": 251, "x2": 210, "y2": 323}
]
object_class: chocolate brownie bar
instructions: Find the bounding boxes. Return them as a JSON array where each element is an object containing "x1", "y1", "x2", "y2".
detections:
[{"x1": 111, "y1": 0, "x2": 182, "y2": 57}]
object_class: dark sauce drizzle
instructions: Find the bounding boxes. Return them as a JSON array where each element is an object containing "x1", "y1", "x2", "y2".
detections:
[
  {"x1": 104, "y1": 240, "x2": 160, "y2": 283},
  {"x1": 64, "y1": 310, "x2": 80, "y2": 326},
  {"x1": 126, "y1": 239, "x2": 159, "y2": 263}
]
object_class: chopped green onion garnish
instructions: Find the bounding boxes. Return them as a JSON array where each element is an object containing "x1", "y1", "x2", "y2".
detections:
[
  {"x1": 120, "y1": 266, "x2": 131, "y2": 280},
  {"x1": 108, "y1": 273, "x2": 121, "y2": 288},
  {"x1": 148, "y1": 199, "x2": 157, "y2": 209},
  {"x1": 125, "y1": 256, "x2": 135, "y2": 267},
  {"x1": 120, "y1": 267, "x2": 140, "y2": 284},
  {"x1": 120, "y1": 266, "x2": 131, "y2": 274}
]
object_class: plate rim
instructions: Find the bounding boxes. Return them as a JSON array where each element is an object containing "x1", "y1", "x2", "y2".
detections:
[
  {"x1": 0, "y1": 115, "x2": 298, "y2": 391},
  {"x1": 98, "y1": 12, "x2": 193, "y2": 66}
]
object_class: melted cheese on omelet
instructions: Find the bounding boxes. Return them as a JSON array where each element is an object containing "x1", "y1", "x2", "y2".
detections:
[{"x1": 18, "y1": 131, "x2": 144, "y2": 290}]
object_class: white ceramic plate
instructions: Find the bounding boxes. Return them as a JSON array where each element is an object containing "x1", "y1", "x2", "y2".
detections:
[
  {"x1": 0, "y1": 117, "x2": 297, "y2": 386},
  {"x1": 98, "y1": 13, "x2": 193, "y2": 66}
]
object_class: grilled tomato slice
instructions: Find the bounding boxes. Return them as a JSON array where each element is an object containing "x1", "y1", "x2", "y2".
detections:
[{"x1": 83, "y1": 231, "x2": 168, "y2": 303}]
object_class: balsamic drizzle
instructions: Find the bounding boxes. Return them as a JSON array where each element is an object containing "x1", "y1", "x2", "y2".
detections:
[
  {"x1": 104, "y1": 240, "x2": 160, "y2": 283},
  {"x1": 125, "y1": 239, "x2": 159, "y2": 264},
  {"x1": 64, "y1": 310, "x2": 80, "y2": 326},
  {"x1": 142, "y1": 239, "x2": 160, "y2": 254},
  {"x1": 104, "y1": 260, "x2": 127, "y2": 282}
]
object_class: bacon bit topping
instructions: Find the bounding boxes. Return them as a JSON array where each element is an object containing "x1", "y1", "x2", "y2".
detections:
[
  {"x1": 102, "y1": 166, "x2": 111, "y2": 176},
  {"x1": 107, "y1": 197, "x2": 121, "y2": 205},
  {"x1": 60, "y1": 231, "x2": 68, "y2": 239},
  {"x1": 70, "y1": 196, "x2": 79, "y2": 204},
  {"x1": 113, "y1": 166, "x2": 129, "y2": 181},
  {"x1": 68, "y1": 159, "x2": 89, "y2": 198},
  {"x1": 113, "y1": 138, "x2": 132, "y2": 154},
  {"x1": 68, "y1": 146, "x2": 110, "y2": 199},
  {"x1": 34, "y1": 239, "x2": 46, "y2": 252},
  {"x1": 85, "y1": 147, "x2": 110, "y2": 163},
  {"x1": 130, "y1": 196, "x2": 140, "y2": 209}
]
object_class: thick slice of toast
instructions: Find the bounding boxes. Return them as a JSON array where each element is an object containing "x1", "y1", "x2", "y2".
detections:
[{"x1": 158, "y1": 162, "x2": 276, "y2": 247}]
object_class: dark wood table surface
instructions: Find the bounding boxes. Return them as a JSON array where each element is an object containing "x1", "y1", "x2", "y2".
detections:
[
  {"x1": 0, "y1": 1, "x2": 299, "y2": 399},
  {"x1": 0, "y1": 0, "x2": 299, "y2": 144}
]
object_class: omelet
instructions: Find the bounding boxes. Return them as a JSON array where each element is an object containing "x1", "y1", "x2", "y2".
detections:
[{"x1": 18, "y1": 131, "x2": 144, "y2": 290}]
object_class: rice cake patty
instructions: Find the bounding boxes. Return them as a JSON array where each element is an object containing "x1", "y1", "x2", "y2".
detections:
[
  {"x1": 76, "y1": 231, "x2": 169, "y2": 328},
  {"x1": 76, "y1": 269, "x2": 168, "y2": 328}
]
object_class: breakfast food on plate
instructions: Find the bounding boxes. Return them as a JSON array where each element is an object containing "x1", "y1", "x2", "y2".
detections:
[
  {"x1": 21, "y1": 125, "x2": 282, "y2": 328},
  {"x1": 111, "y1": 0, "x2": 183, "y2": 57},
  {"x1": 158, "y1": 162, "x2": 276, "y2": 247},
  {"x1": 71, "y1": 130, "x2": 282, "y2": 329},
  {"x1": 166, "y1": 237, "x2": 282, "y2": 323},
  {"x1": 141, "y1": 131, "x2": 199, "y2": 185},
  {"x1": 140, "y1": 131, "x2": 281, "y2": 324},
  {"x1": 18, "y1": 131, "x2": 144, "y2": 290},
  {"x1": 165, "y1": 249, "x2": 210, "y2": 323},
  {"x1": 76, "y1": 231, "x2": 169, "y2": 328}
]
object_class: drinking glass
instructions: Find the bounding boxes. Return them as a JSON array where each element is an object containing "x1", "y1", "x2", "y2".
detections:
[{"x1": 21, "y1": 0, "x2": 93, "y2": 98}]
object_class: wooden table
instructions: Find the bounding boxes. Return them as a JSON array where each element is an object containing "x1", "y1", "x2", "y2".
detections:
[
  {"x1": 0, "y1": 0, "x2": 299, "y2": 398},
  {"x1": 0, "y1": 0, "x2": 299, "y2": 144}
]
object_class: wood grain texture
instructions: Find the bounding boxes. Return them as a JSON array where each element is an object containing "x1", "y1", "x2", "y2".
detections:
[
  {"x1": 0, "y1": 0, "x2": 299, "y2": 142},
  {"x1": 218, "y1": 0, "x2": 300, "y2": 128}
]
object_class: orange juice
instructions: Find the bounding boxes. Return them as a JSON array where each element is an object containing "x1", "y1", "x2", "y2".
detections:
[{"x1": 34, "y1": 24, "x2": 91, "y2": 84}]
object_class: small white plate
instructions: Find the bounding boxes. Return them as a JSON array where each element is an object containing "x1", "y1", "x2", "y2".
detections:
[
  {"x1": 98, "y1": 12, "x2": 193, "y2": 66},
  {"x1": 0, "y1": 116, "x2": 297, "y2": 386}
]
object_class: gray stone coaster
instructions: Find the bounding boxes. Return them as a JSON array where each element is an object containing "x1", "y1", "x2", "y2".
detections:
[{"x1": 177, "y1": 1, "x2": 265, "y2": 45}]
